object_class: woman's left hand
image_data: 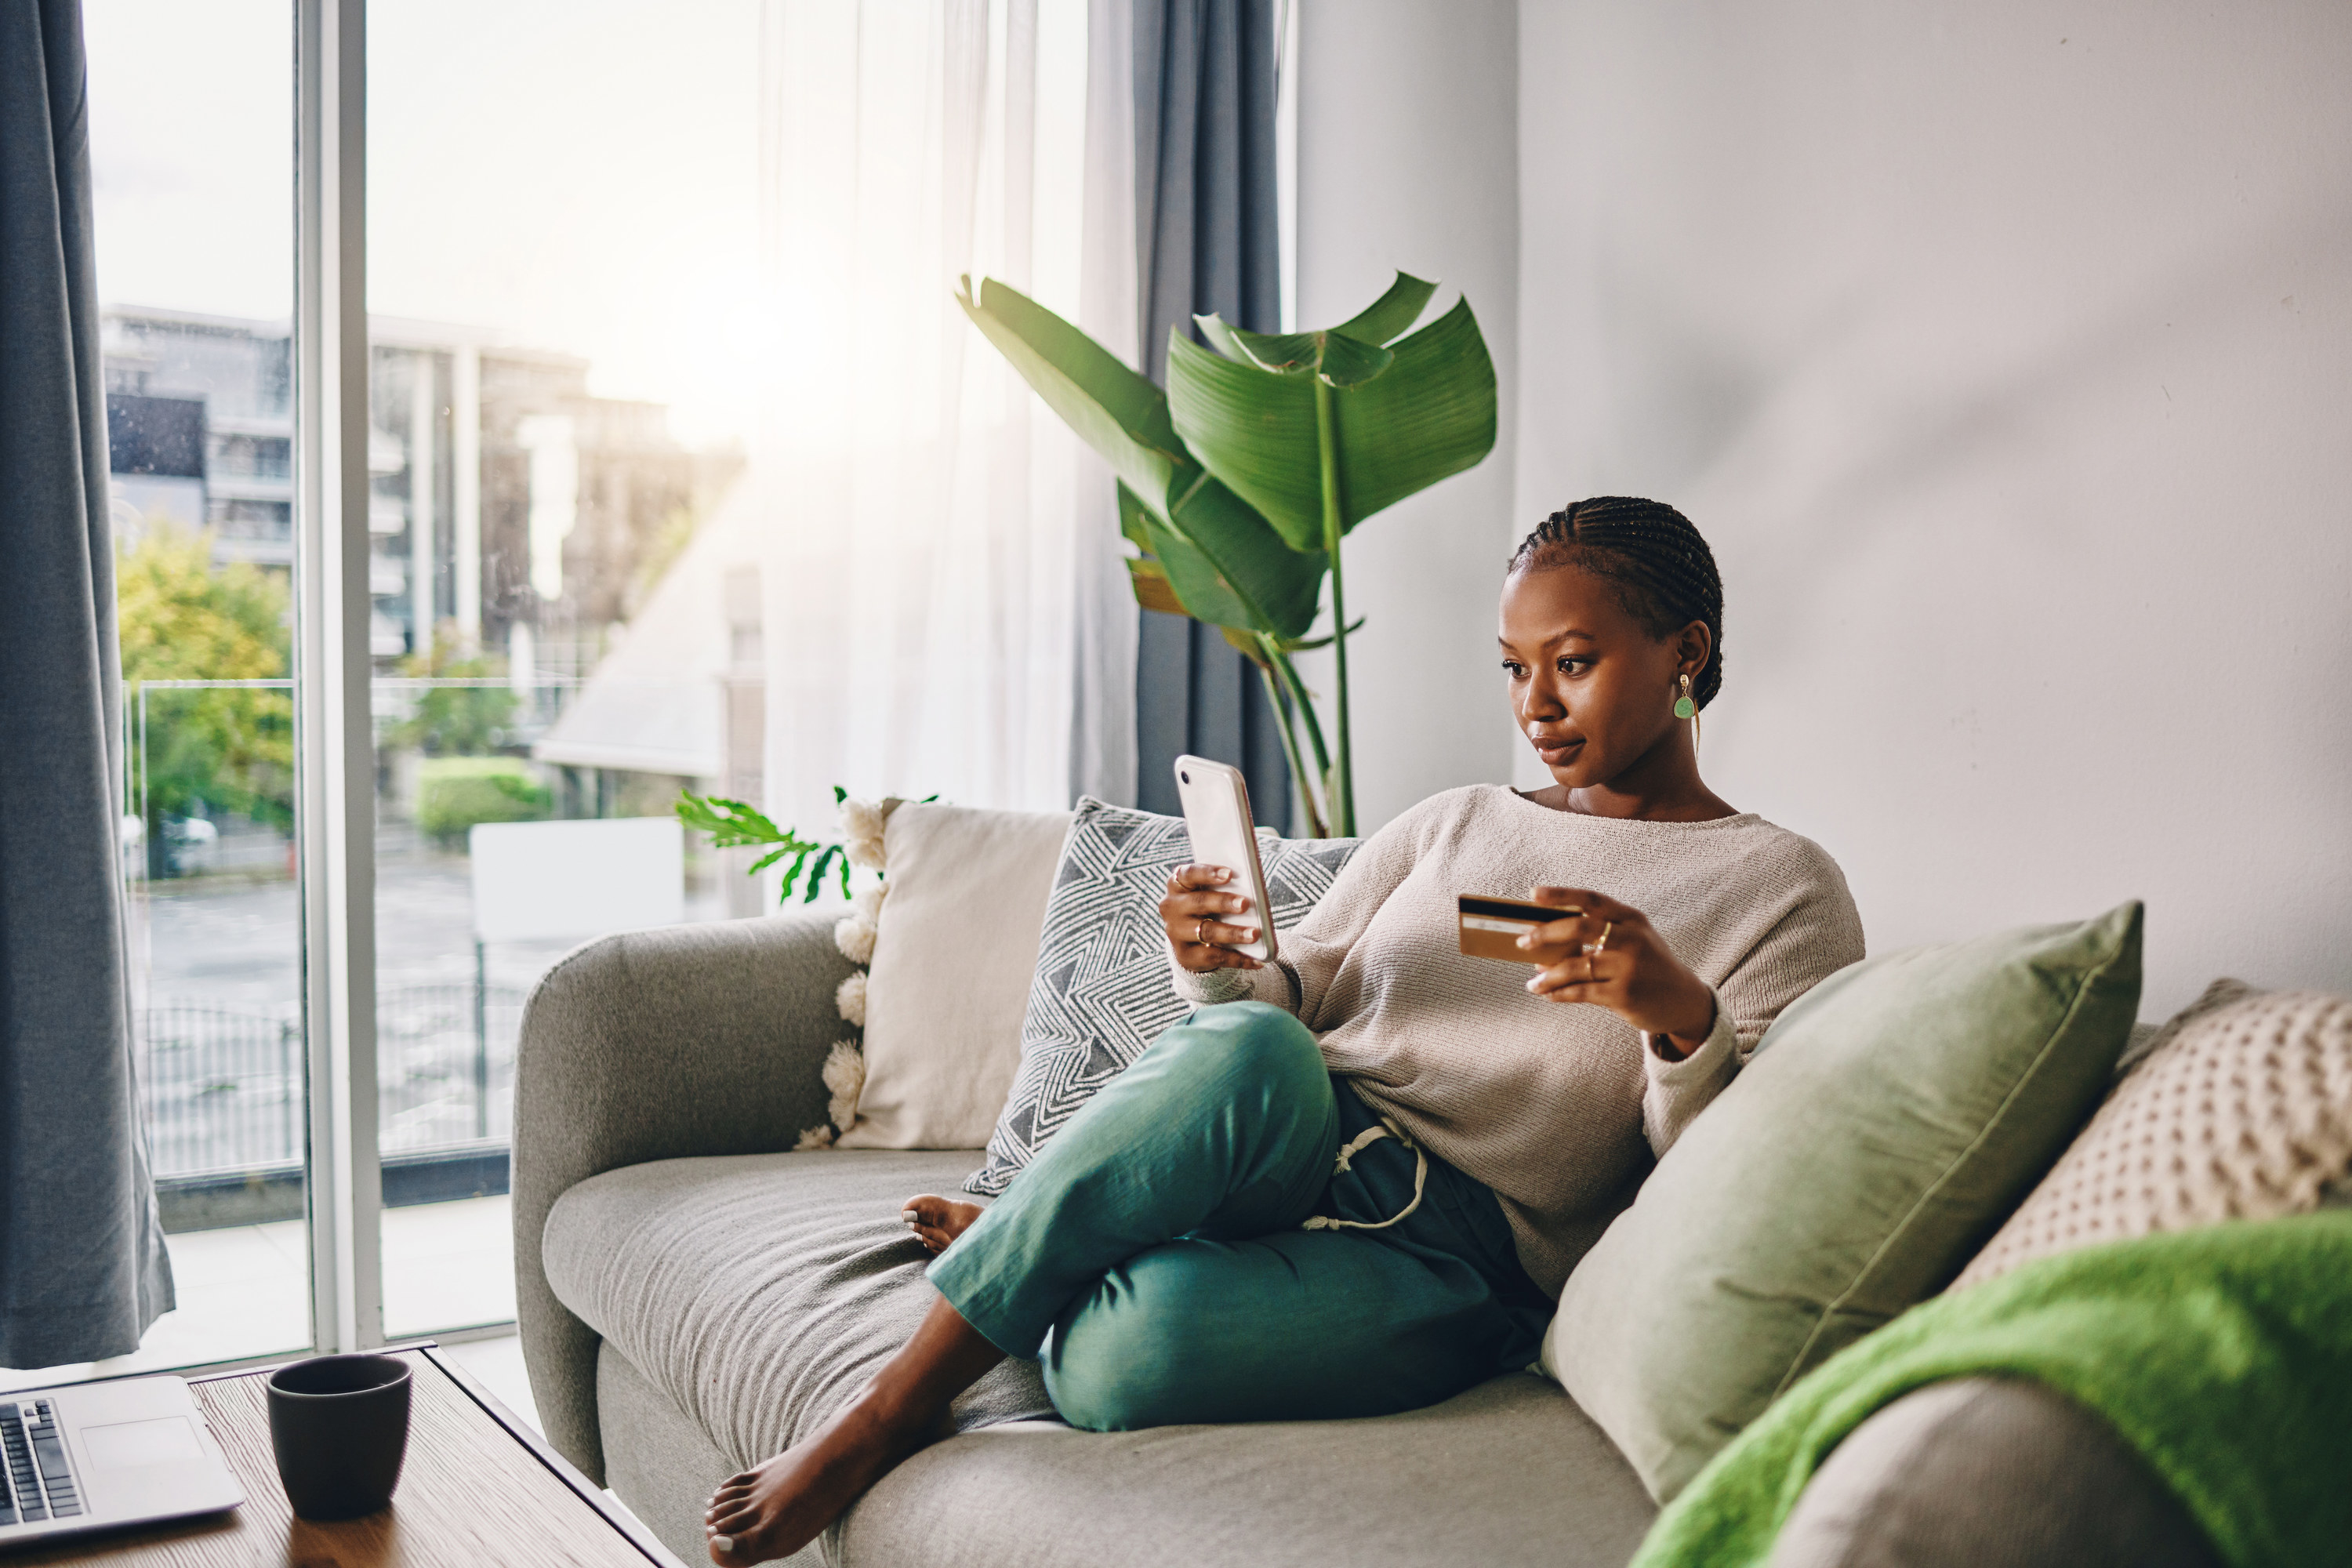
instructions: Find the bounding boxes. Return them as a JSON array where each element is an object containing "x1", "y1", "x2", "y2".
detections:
[{"x1": 1516, "y1": 887, "x2": 1716, "y2": 1059}]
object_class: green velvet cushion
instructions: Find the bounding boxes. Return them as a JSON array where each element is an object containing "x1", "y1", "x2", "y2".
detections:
[{"x1": 1543, "y1": 902, "x2": 2144, "y2": 1503}]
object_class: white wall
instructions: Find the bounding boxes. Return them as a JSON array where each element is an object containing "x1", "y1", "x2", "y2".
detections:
[
  {"x1": 1514, "y1": 2, "x2": 2352, "y2": 1014},
  {"x1": 1294, "y1": 0, "x2": 1523, "y2": 833}
]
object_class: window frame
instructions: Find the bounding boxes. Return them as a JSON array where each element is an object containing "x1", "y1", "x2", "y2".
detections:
[{"x1": 293, "y1": 0, "x2": 384, "y2": 1355}]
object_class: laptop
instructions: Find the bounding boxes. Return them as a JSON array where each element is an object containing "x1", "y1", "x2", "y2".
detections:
[{"x1": 0, "y1": 1376, "x2": 241, "y2": 1548}]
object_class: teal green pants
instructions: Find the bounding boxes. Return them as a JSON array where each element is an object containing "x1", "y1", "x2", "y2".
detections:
[{"x1": 928, "y1": 1002, "x2": 1550, "y2": 1430}]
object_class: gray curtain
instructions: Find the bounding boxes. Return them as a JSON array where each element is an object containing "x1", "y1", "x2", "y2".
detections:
[
  {"x1": 1131, "y1": 0, "x2": 1292, "y2": 828},
  {"x1": 1, "y1": 0, "x2": 174, "y2": 1367}
]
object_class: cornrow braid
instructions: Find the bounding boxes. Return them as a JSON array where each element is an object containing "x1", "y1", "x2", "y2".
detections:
[{"x1": 1508, "y1": 496, "x2": 1725, "y2": 708}]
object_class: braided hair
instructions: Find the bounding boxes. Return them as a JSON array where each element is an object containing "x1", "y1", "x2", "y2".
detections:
[{"x1": 1508, "y1": 496, "x2": 1725, "y2": 709}]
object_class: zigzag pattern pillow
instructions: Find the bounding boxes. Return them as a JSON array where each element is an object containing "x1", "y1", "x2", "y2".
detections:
[{"x1": 964, "y1": 796, "x2": 1358, "y2": 1196}]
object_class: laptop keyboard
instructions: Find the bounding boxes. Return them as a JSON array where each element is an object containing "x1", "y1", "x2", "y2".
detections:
[{"x1": 0, "y1": 1399, "x2": 82, "y2": 1526}]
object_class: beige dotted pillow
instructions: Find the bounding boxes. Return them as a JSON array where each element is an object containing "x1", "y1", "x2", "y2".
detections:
[{"x1": 1954, "y1": 978, "x2": 2352, "y2": 1288}]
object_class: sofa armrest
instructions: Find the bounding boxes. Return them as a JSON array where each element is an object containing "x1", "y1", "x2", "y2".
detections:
[
  {"x1": 1768, "y1": 1377, "x2": 2220, "y2": 1568},
  {"x1": 513, "y1": 911, "x2": 854, "y2": 1483}
]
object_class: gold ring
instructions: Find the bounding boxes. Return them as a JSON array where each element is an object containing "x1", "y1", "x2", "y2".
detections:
[
  {"x1": 1594, "y1": 920, "x2": 1613, "y2": 953},
  {"x1": 1585, "y1": 954, "x2": 1598, "y2": 983},
  {"x1": 1194, "y1": 918, "x2": 1206, "y2": 944}
]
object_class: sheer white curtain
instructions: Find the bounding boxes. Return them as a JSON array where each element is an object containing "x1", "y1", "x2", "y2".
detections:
[{"x1": 755, "y1": 0, "x2": 1137, "y2": 829}]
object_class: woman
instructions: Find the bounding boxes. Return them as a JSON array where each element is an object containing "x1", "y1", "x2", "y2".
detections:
[{"x1": 703, "y1": 496, "x2": 1865, "y2": 1564}]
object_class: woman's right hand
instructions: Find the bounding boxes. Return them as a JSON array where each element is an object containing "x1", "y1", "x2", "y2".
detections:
[{"x1": 1160, "y1": 865, "x2": 1262, "y2": 971}]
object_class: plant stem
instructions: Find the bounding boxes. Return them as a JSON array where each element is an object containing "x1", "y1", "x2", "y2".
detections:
[
  {"x1": 1313, "y1": 374, "x2": 1355, "y2": 836},
  {"x1": 1270, "y1": 648, "x2": 1331, "y2": 780},
  {"x1": 1254, "y1": 640, "x2": 1327, "y2": 840}
]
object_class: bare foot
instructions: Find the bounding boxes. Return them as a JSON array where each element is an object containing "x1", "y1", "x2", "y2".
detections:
[
  {"x1": 704, "y1": 1295, "x2": 1004, "y2": 1564},
  {"x1": 899, "y1": 1193, "x2": 984, "y2": 1255},
  {"x1": 703, "y1": 1392, "x2": 926, "y2": 1564}
]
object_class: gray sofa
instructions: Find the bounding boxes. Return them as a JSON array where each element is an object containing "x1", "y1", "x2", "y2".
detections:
[{"x1": 514, "y1": 911, "x2": 2216, "y2": 1568}]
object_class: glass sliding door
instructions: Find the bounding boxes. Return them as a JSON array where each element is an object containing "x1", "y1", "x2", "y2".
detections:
[
  {"x1": 78, "y1": 0, "x2": 310, "y2": 1376},
  {"x1": 365, "y1": 0, "x2": 762, "y2": 1338}
]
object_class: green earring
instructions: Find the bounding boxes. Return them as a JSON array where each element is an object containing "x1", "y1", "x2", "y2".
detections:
[{"x1": 1673, "y1": 673, "x2": 1696, "y2": 720}]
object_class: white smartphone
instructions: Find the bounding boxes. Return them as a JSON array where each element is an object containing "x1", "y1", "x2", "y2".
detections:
[{"x1": 1173, "y1": 754, "x2": 1278, "y2": 963}]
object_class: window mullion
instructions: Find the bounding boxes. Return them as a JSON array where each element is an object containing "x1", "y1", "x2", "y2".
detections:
[{"x1": 294, "y1": 0, "x2": 382, "y2": 1356}]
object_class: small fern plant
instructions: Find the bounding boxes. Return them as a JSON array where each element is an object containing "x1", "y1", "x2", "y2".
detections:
[
  {"x1": 674, "y1": 785, "x2": 883, "y2": 903},
  {"x1": 675, "y1": 785, "x2": 938, "y2": 1149}
]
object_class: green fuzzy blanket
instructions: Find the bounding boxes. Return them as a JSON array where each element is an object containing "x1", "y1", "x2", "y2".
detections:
[{"x1": 1632, "y1": 1210, "x2": 2352, "y2": 1568}]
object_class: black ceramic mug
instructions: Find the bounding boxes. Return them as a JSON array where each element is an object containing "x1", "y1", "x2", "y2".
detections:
[{"x1": 266, "y1": 1353, "x2": 413, "y2": 1520}]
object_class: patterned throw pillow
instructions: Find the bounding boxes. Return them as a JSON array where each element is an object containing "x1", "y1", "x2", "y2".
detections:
[
  {"x1": 1954, "y1": 978, "x2": 2352, "y2": 1287},
  {"x1": 964, "y1": 796, "x2": 1358, "y2": 1196}
]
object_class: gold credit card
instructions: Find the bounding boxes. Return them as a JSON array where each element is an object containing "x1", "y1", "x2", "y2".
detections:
[{"x1": 1457, "y1": 895, "x2": 1580, "y2": 962}]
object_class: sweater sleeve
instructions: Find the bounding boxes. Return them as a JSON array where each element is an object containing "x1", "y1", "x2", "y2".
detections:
[
  {"x1": 1639, "y1": 844, "x2": 1868, "y2": 1156},
  {"x1": 1169, "y1": 800, "x2": 1434, "y2": 1022},
  {"x1": 1639, "y1": 989, "x2": 1740, "y2": 1152}
]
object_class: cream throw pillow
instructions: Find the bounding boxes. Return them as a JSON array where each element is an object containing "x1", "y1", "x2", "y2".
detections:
[
  {"x1": 1953, "y1": 979, "x2": 2352, "y2": 1287},
  {"x1": 834, "y1": 804, "x2": 1073, "y2": 1150}
]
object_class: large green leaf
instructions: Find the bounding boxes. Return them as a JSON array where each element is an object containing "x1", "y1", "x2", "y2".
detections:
[
  {"x1": 1115, "y1": 478, "x2": 1154, "y2": 552},
  {"x1": 1189, "y1": 271, "x2": 1433, "y2": 364},
  {"x1": 1117, "y1": 483, "x2": 1189, "y2": 616},
  {"x1": 1166, "y1": 292, "x2": 1497, "y2": 547},
  {"x1": 1193, "y1": 313, "x2": 1250, "y2": 363},
  {"x1": 1163, "y1": 474, "x2": 1326, "y2": 637},
  {"x1": 1164, "y1": 333, "x2": 1325, "y2": 550},
  {"x1": 1126, "y1": 555, "x2": 1186, "y2": 616},
  {"x1": 956, "y1": 277, "x2": 1186, "y2": 503},
  {"x1": 1116, "y1": 477, "x2": 1324, "y2": 639},
  {"x1": 1134, "y1": 509, "x2": 1252, "y2": 629},
  {"x1": 1212, "y1": 323, "x2": 1396, "y2": 387},
  {"x1": 1327, "y1": 296, "x2": 1498, "y2": 522},
  {"x1": 1334, "y1": 271, "x2": 1438, "y2": 346}
]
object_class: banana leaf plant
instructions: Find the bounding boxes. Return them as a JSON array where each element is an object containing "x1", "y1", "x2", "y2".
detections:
[{"x1": 957, "y1": 271, "x2": 1494, "y2": 837}]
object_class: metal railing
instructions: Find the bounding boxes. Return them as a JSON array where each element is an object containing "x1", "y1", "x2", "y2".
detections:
[
  {"x1": 138, "y1": 981, "x2": 525, "y2": 1181},
  {"x1": 376, "y1": 980, "x2": 527, "y2": 1148},
  {"x1": 139, "y1": 1004, "x2": 303, "y2": 1178}
]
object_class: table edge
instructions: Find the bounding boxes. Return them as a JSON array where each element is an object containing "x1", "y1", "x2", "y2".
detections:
[
  {"x1": 193, "y1": 1346, "x2": 685, "y2": 1568},
  {"x1": 416, "y1": 1345, "x2": 687, "y2": 1568}
]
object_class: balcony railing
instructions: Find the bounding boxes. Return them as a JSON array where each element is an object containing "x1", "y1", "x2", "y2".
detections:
[{"x1": 140, "y1": 981, "x2": 525, "y2": 1183}]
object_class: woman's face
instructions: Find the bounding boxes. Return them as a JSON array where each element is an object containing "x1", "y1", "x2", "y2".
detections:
[{"x1": 1498, "y1": 564, "x2": 1704, "y2": 790}]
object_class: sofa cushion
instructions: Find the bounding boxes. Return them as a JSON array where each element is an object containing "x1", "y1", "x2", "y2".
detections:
[
  {"x1": 1544, "y1": 903, "x2": 2143, "y2": 1502},
  {"x1": 561, "y1": 1150, "x2": 1660, "y2": 1568},
  {"x1": 542, "y1": 1149, "x2": 1056, "y2": 1469},
  {"x1": 832, "y1": 1372, "x2": 1656, "y2": 1568},
  {"x1": 842, "y1": 804, "x2": 1075, "y2": 1149},
  {"x1": 967, "y1": 796, "x2": 1359, "y2": 1196},
  {"x1": 1955, "y1": 980, "x2": 2352, "y2": 1287}
]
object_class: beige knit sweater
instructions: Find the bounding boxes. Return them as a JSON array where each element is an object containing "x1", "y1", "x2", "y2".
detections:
[{"x1": 1173, "y1": 784, "x2": 1865, "y2": 1295}]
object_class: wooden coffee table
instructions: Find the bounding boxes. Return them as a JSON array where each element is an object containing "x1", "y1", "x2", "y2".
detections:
[{"x1": 10, "y1": 1345, "x2": 681, "y2": 1566}]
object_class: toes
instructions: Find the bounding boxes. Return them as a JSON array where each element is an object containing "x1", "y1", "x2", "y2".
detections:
[
  {"x1": 901, "y1": 1195, "x2": 983, "y2": 1253},
  {"x1": 709, "y1": 1512, "x2": 765, "y2": 1557},
  {"x1": 710, "y1": 1502, "x2": 761, "y2": 1537}
]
